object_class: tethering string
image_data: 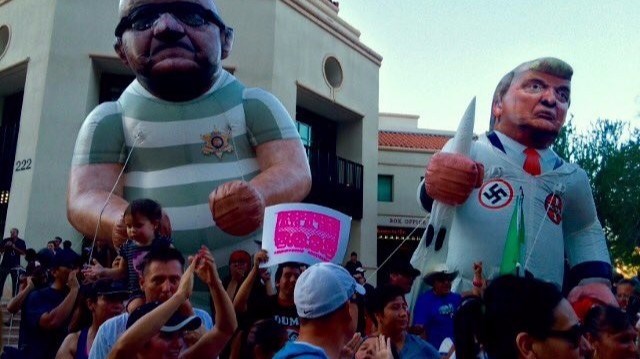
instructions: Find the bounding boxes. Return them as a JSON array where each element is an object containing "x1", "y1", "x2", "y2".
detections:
[
  {"x1": 366, "y1": 215, "x2": 429, "y2": 282},
  {"x1": 86, "y1": 133, "x2": 143, "y2": 265}
]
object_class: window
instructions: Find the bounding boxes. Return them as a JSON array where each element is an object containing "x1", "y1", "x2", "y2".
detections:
[
  {"x1": 378, "y1": 175, "x2": 393, "y2": 202},
  {"x1": 296, "y1": 121, "x2": 312, "y2": 148},
  {"x1": 99, "y1": 73, "x2": 135, "y2": 103}
]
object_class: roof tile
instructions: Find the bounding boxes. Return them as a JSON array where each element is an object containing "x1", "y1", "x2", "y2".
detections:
[{"x1": 378, "y1": 131, "x2": 451, "y2": 151}]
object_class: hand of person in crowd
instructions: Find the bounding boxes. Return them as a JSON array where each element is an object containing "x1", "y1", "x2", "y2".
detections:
[
  {"x1": 259, "y1": 268, "x2": 271, "y2": 282},
  {"x1": 425, "y1": 152, "x2": 484, "y2": 205},
  {"x1": 112, "y1": 255, "x2": 123, "y2": 269},
  {"x1": 472, "y1": 261, "x2": 486, "y2": 296},
  {"x1": 182, "y1": 329, "x2": 203, "y2": 349},
  {"x1": 112, "y1": 216, "x2": 128, "y2": 248},
  {"x1": 354, "y1": 335, "x2": 393, "y2": 359},
  {"x1": 81, "y1": 259, "x2": 105, "y2": 283},
  {"x1": 339, "y1": 333, "x2": 362, "y2": 359},
  {"x1": 67, "y1": 269, "x2": 80, "y2": 290},
  {"x1": 209, "y1": 180, "x2": 265, "y2": 236},
  {"x1": 373, "y1": 335, "x2": 393, "y2": 359},
  {"x1": 254, "y1": 249, "x2": 269, "y2": 268},
  {"x1": 178, "y1": 256, "x2": 197, "y2": 301},
  {"x1": 473, "y1": 261, "x2": 485, "y2": 285},
  {"x1": 473, "y1": 261, "x2": 483, "y2": 276},
  {"x1": 26, "y1": 276, "x2": 35, "y2": 290},
  {"x1": 192, "y1": 246, "x2": 219, "y2": 287}
]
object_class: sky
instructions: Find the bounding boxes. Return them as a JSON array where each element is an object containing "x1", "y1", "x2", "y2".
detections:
[{"x1": 338, "y1": 1, "x2": 640, "y2": 134}]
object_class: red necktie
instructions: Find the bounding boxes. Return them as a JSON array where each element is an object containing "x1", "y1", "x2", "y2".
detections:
[{"x1": 523, "y1": 148, "x2": 541, "y2": 176}]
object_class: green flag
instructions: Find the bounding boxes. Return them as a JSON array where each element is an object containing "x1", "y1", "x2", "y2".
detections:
[{"x1": 500, "y1": 191, "x2": 525, "y2": 275}]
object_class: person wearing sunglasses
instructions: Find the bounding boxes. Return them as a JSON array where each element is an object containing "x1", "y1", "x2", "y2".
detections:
[
  {"x1": 455, "y1": 275, "x2": 593, "y2": 359},
  {"x1": 68, "y1": 0, "x2": 311, "y2": 311}
]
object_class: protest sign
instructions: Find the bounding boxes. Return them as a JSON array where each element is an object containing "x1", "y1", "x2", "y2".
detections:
[{"x1": 261, "y1": 203, "x2": 351, "y2": 267}]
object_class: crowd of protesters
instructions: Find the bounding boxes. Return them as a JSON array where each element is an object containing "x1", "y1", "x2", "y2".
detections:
[
  {"x1": 4, "y1": 219, "x2": 640, "y2": 359},
  {"x1": 3, "y1": 223, "x2": 639, "y2": 359}
]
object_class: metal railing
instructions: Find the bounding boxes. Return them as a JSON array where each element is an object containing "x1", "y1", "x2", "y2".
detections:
[{"x1": 304, "y1": 147, "x2": 363, "y2": 219}]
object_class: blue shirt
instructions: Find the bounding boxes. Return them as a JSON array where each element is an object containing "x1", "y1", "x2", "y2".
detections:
[
  {"x1": 273, "y1": 341, "x2": 329, "y2": 359},
  {"x1": 19, "y1": 287, "x2": 70, "y2": 359},
  {"x1": 88, "y1": 308, "x2": 213, "y2": 359},
  {"x1": 399, "y1": 334, "x2": 440, "y2": 359},
  {"x1": 413, "y1": 290, "x2": 461, "y2": 348}
]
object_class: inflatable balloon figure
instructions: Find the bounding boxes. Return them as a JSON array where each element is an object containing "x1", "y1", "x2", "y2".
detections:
[
  {"x1": 412, "y1": 58, "x2": 615, "y2": 307},
  {"x1": 67, "y1": 0, "x2": 311, "y2": 309}
]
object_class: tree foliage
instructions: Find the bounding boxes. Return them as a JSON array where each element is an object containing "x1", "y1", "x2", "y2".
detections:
[{"x1": 553, "y1": 118, "x2": 640, "y2": 270}]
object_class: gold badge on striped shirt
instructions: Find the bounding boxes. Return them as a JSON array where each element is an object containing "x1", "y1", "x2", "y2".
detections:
[{"x1": 201, "y1": 129, "x2": 234, "y2": 158}]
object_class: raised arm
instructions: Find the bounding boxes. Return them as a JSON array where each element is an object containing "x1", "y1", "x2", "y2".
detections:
[
  {"x1": 39, "y1": 270, "x2": 80, "y2": 329},
  {"x1": 109, "y1": 259, "x2": 196, "y2": 359},
  {"x1": 12, "y1": 240, "x2": 26, "y2": 256},
  {"x1": 233, "y1": 250, "x2": 268, "y2": 313},
  {"x1": 183, "y1": 247, "x2": 238, "y2": 359},
  {"x1": 7, "y1": 277, "x2": 35, "y2": 313},
  {"x1": 55, "y1": 332, "x2": 79, "y2": 359}
]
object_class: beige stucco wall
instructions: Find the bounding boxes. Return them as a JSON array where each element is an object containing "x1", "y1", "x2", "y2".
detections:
[
  {"x1": 378, "y1": 149, "x2": 433, "y2": 218},
  {"x1": 0, "y1": 0, "x2": 123, "y2": 249},
  {"x1": 219, "y1": 0, "x2": 381, "y2": 269},
  {"x1": 377, "y1": 115, "x2": 454, "y2": 222},
  {"x1": 0, "y1": 0, "x2": 61, "y2": 246}
]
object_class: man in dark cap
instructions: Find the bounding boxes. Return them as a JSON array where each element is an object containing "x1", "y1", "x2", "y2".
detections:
[
  {"x1": 387, "y1": 258, "x2": 421, "y2": 294},
  {"x1": 56, "y1": 280, "x2": 128, "y2": 359},
  {"x1": 344, "y1": 251, "x2": 362, "y2": 275},
  {"x1": 18, "y1": 250, "x2": 81, "y2": 359},
  {"x1": 108, "y1": 249, "x2": 237, "y2": 359},
  {"x1": 89, "y1": 247, "x2": 215, "y2": 359}
]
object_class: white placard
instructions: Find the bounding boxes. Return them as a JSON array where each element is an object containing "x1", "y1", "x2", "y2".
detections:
[{"x1": 261, "y1": 203, "x2": 351, "y2": 267}]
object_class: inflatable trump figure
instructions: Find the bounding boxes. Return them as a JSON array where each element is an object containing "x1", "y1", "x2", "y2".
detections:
[{"x1": 412, "y1": 57, "x2": 614, "y2": 303}]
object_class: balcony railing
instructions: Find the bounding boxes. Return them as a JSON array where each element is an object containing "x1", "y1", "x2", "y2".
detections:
[{"x1": 304, "y1": 147, "x2": 363, "y2": 219}]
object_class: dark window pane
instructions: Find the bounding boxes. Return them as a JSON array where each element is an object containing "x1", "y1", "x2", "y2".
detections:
[{"x1": 378, "y1": 175, "x2": 393, "y2": 202}]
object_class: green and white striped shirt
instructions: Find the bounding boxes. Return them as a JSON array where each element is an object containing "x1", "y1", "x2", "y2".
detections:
[{"x1": 73, "y1": 69, "x2": 299, "y2": 273}]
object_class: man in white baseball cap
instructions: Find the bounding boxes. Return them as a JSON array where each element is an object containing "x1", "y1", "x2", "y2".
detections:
[{"x1": 274, "y1": 262, "x2": 365, "y2": 359}]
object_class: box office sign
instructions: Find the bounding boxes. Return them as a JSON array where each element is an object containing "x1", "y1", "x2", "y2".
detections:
[{"x1": 377, "y1": 215, "x2": 428, "y2": 229}]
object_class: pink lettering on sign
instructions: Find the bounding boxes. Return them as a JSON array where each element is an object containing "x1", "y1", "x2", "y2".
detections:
[{"x1": 273, "y1": 210, "x2": 341, "y2": 261}]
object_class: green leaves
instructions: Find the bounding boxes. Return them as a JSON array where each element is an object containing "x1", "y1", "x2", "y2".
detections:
[{"x1": 553, "y1": 119, "x2": 640, "y2": 271}]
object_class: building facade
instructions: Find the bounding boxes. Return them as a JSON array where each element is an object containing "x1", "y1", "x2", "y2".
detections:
[
  {"x1": 0, "y1": 0, "x2": 380, "y2": 270},
  {"x1": 377, "y1": 113, "x2": 452, "y2": 281}
]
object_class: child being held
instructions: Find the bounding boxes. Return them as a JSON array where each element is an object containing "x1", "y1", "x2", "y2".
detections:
[{"x1": 83, "y1": 198, "x2": 172, "y2": 311}]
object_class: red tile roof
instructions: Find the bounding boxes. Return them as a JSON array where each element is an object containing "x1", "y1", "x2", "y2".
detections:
[{"x1": 378, "y1": 131, "x2": 451, "y2": 151}]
